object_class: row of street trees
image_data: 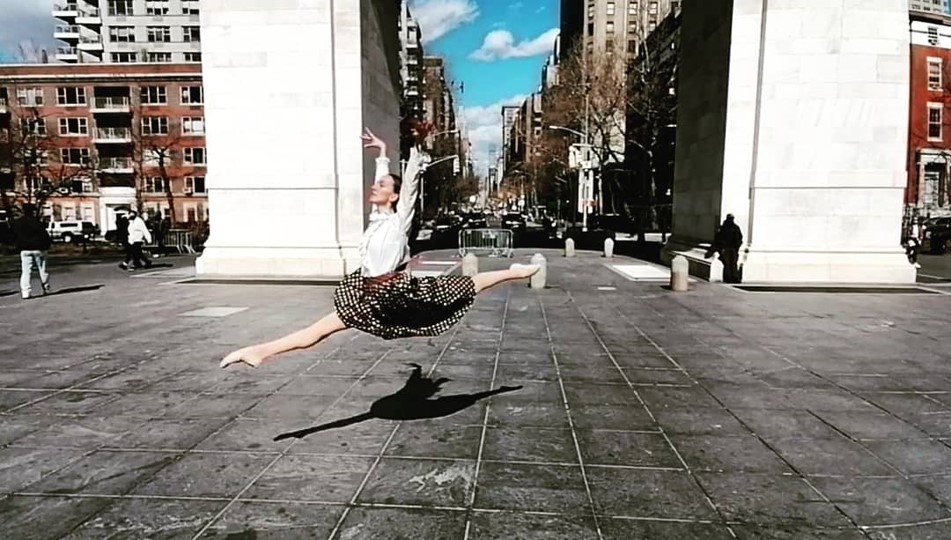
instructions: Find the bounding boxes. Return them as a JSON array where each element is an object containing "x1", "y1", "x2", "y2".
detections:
[
  {"x1": 1, "y1": 98, "x2": 201, "y2": 224},
  {"x1": 509, "y1": 19, "x2": 679, "y2": 240}
]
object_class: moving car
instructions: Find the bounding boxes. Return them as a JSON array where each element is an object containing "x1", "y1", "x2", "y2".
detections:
[
  {"x1": 47, "y1": 220, "x2": 99, "y2": 243},
  {"x1": 501, "y1": 212, "x2": 526, "y2": 230}
]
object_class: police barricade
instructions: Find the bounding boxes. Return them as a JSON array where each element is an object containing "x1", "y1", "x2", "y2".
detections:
[
  {"x1": 145, "y1": 229, "x2": 197, "y2": 254},
  {"x1": 458, "y1": 228, "x2": 514, "y2": 258}
]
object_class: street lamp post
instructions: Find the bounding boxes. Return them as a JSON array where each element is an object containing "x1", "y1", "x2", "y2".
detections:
[{"x1": 548, "y1": 125, "x2": 594, "y2": 232}]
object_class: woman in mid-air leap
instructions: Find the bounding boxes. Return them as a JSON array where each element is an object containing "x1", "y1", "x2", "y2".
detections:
[{"x1": 220, "y1": 124, "x2": 539, "y2": 369}]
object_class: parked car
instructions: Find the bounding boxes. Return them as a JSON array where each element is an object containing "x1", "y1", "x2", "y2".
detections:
[
  {"x1": 47, "y1": 220, "x2": 99, "y2": 243},
  {"x1": 463, "y1": 211, "x2": 488, "y2": 229},
  {"x1": 501, "y1": 212, "x2": 526, "y2": 230},
  {"x1": 431, "y1": 215, "x2": 461, "y2": 242}
]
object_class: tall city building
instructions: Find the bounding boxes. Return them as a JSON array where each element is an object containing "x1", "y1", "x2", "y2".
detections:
[
  {"x1": 398, "y1": 2, "x2": 425, "y2": 123},
  {"x1": 52, "y1": 0, "x2": 202, "y2": 64},
  {"x1": 560, "y1": 0, "x2": 680, "y2": 58},
  {"x1": 500, "y1": 105, "x2": 519, "y2": 175},
  {"x1": 910, "y1": 0, "x2": 951, "y2": 15}
]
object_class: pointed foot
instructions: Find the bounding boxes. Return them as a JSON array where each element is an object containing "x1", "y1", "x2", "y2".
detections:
[{"x1": 510, "y1": 264, "x2": 540, "y2": 279}]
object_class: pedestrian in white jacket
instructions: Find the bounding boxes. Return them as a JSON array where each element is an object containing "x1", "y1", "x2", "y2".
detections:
[{"x1": 120, "y1": 210, "x2": 153, "y2": 270}]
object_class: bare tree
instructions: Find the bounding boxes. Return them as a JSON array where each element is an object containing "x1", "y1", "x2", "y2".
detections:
[
  {"x1": 128, "y1": 105, "x2": 185, "y2": 224},
  {"x1": 0, "y1": 103, "x2": 96, "y2": 219},
  {"x1": 15, "y1": 40, "x2": 50, "y2": 64}
]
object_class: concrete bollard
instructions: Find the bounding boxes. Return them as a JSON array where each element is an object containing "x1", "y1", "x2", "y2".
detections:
[
  {"x1": 529, "y1": 253, "x2": 547, "y2": 289},
  {"x1": 603, "y1": 238, "x2": 614, "y2": 258},
  {"x1": 670, "y1": 255, "x2": 689, "y2": 292},
  {"x1": 565, "y1": 238, "x2": 576, "y2": 258},
  {"x1": 462, "y1": 253, "x2": 478, "y2": 276}
]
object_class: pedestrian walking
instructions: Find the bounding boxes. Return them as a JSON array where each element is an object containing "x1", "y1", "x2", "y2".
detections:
[
  {"x1": 220, "y1": 125, "x2": 539, "y2": 369},
  {"x1": 120, "y1": 210, "x2": 152, "y2": 270},
  {"x1": 11, "y1": 204, "x2": 52, "y2": 299},
  {"x1": 715, "y1": 214, "x2": 744, "y2": 284}
]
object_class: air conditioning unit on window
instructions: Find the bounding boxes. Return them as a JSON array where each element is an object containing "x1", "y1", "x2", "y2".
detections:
[{"x1": 57, "y1": 187, "x2": 70, "y2": 195}]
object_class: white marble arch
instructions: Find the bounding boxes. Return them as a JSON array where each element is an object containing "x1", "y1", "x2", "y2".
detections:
[
  {"x1": 662, "y1": 0, "x2": 916, "y2": 284},
  {"x1": 195, "y1": 0, "x2": 402, "y2": 278}
]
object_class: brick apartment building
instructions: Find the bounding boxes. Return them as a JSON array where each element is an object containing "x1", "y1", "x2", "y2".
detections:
[{"x1": 0, "y1": 62, "x2": 206, "y2": 233}]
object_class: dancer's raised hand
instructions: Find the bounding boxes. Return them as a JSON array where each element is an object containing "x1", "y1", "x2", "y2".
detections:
[{"x1": 361, "y1": 128, "x2": 386, "y2": 152}]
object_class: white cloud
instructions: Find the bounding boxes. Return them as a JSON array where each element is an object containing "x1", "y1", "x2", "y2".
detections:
[
  {"x1": 469, "y1": 28, "x2": 559, "y2": 62},
  {"x1": 409, "y1": 0, "x2": 480, "y2": 44},
  {"x1": 461, "y1": 94, "x2": 529, "y2": 171},
  {"x1": 0, "y1": 0, "x2": 58, "y2": 62}
]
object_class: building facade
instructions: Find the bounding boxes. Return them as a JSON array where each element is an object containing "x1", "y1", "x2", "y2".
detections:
[
  {"x1": 908, "y1": 12, "x2": 951, "y2": 221},
  {"x1": 53, "y1": 0, "x2": 202, "y2": 64},
  {"x1": 560, "y1": 0, "x2": 680, "y2": 59},
  {"x1": 0, "y1": 63, "x2": 206, "y2": 231},
  {"x1": 398, "y1": 2, "x2": 425, "y2": 124},
  {"x1": 910, "y1": 0, "x2": 951, "y2": 15}
]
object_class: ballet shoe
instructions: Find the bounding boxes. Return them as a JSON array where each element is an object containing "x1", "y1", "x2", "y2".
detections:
[
  {"x1": 510, "y1": 263, "x2": 540, "y2": 279},
  {"x1": 220, "y1": 347, "x2": 264, "y2": 369}
]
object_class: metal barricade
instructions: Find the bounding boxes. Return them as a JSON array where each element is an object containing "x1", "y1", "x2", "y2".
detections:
[
  {"x1": 145, "y1": 228, "x2": 197, "y2": 254},
  {"x1": 458, "y1": 228, "x2": 514, "y2": 258}
]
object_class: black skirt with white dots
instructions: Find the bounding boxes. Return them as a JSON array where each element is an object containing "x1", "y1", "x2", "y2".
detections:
[{"x1": 333, "y1": 270, "x2": 476, "y2": 340}]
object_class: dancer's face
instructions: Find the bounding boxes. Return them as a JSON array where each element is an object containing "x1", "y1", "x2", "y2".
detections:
[{"x1": 370, "y1": 175, "x2": 399, "y2": 209}]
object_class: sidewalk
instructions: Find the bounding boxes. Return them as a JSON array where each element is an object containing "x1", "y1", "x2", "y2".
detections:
[{"x1": 1, "y1": 249, "x2": 951, "y2": 538}]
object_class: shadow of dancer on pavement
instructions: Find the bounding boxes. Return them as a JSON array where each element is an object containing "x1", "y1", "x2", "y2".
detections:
[{"x1": 274, "y1": 363, "x2": 522, "y2": 441}]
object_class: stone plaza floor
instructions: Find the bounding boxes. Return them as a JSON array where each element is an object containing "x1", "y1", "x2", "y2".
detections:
[{"x1": 1, "y1": 250, "x2": 951, "y2": 539}]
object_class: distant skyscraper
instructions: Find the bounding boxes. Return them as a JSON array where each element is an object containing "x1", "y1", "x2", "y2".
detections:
[{"x1": 52, "y1": 0, "x2": 203, "y2": 64}]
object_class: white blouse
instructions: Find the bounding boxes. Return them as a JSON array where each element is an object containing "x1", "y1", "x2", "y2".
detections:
[{"x1": 359, "y1": 147, "x2": 428, "y2": 277}]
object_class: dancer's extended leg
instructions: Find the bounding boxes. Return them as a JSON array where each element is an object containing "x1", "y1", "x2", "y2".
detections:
[
  {"x1": 220, "y1": 312, "x2": 348, "y2": 368},
  {"x1": 471, "y1": 263, "x2": 539, "y2": 293}
]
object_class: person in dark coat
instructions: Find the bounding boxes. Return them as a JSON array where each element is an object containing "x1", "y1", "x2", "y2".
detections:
[
  {"x1": 11, "y1": 204, "x2": 52, "y2": 299},
  {"x1": 715, "y1": 214, "x2": 744, "y2": 284}
]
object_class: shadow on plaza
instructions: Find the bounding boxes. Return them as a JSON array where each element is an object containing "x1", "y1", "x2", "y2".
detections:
[
  {"x1": 274, "y1": 363, "x2": 522, "y2": 441},
  {"x1": 1, "y1": 284, "x2": 104, "y2": 298}
]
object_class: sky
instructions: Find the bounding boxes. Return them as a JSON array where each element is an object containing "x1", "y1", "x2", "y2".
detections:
[
  {"x1": 0, "y1": 0, "x2": 559, "y2": 171},
  {"x1": 409, "y1": 0, "x2": 560, "y2": 172}
]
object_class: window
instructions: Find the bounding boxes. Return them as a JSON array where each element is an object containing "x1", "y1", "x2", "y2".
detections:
[
  {"x1": 140, "y1": 86, "x2": 167, "y2": 105},
  {"x1": 148, "y1": 52, "x2": 172, "y2": 63},
  {"x1": 16, "y1": 87, "x2": 44, "y2": 106},
  {"x1": 629, "y1": 1, "x2": 638, "y2": 15},
  {"x1": 20, "y1": 117, "x2": 47, "y2": 136},
  {"x1": 182, "y1": 117, "x2": 205, "y2": 134},
  {"x1": 180, "y1": 86, "x2": 203, "y2": 105},
  {"x1": 111, "y1": 52, "x2": 137, "y2": 63},
  {"x1": 929, "y1": 25, "x2": 940, "y2": 45},
  {"x1": 606, "y1": 1, "x2": 615, "y2": 15},
  {"x1": 108, "y1": 26, "x2": 135, "y2": 43},
  {"x1": 628, "y1": 40, "x2": 637, "y2": 54},
  {"x1": 60, "y1": 148, "x2": 90, "y2": 165},
  {"x1": 186, "y1": 204, "x2": 197, "y2": 222},
  {"x1": 929, "y1": 102, "x2": 943, "y2": 141},
  {"x1": 144, "y1": 177, "x2": 167, "y2": 193},
  {"x1": 185, "y1": 176, "x2": 206, "y2": 193},
  {"x1": 183, "y1": 26, "x2": 201, "y2": 43},
  {"x1": 587, "y1": 22, "x2": 594, "y2": 35},
  {"x1": 108, "y1": 0, "x2": 133, "y2": 16},
  {"x1": 184, "y1": 52, "x2": 202, "y2": 63},
  {"x1": 58, "y1": 117, "x2": 89, "y2": 136},
  {"x1": 183, "y1": 147, "x2": 206, "y2": 165},
  {"x1": 141, "y1": 116, "x2": 169, "y2": 135},
  {"x1": 147, "y1": 26, "x2": 171, "y2": 43},
  {"x1": 649, "y1": 0, "x2": 658, "y2": 13},
  {"x1": 145, "y1": 0, "x2": 169, "y2": 15},
  {"x1": 587, "y1": 2, "x2": 594, "y2": 19},
  {"x1": 928, "y1": 58, "x2": 943, "y2": 91},
  {"x1": 56, "y1": 87, "x2": 87, "y2": 106},
  {"x1": 182, "y1": 0, "x2": 199, "y2": 15},
  {"x1": 606, "y1": 21, "x2": 615, "y2": 34}
]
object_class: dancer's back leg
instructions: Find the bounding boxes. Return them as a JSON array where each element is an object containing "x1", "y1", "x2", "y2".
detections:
[{"x1": 220, "y1": 312, "x2": 347, "y2": 368}]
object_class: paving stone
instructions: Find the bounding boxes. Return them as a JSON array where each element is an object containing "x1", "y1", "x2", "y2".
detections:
[
  {"x1": 385, "y1": 424, "x2": 484, "y2": 459},
  {"x1": 27, "y1": 449, "x2": 179, "y2": 496},
  {"x1": 69, "y1": 498, "x2": 226, "y2": 539},
  {"x1": 669, "y1": 434, "x2": 793, "y2": 473},
  {"x1": 577, "y1": 429, "x2": 681, "y2": 468},
  {"x1": 244, "y1": 454, "x2": 373, "y2": 503},
  {"x1": 599, "y1": 518, "x2": 735, "y2": 540},
  {"x1": 0, "y1": 447, "x2": 87, "y2": 494},
  {"x1": 652, "y1": 407, "x2": 749, "y2": 436},
  {"x1": 861, "y1": 439, "x2": 951, "y2": 475},
  {"x1": 481, "y1": 426, "x2": 576, "y2": 463},
  {"x1": 769, "y1": 437, "x2": 898, "y2": 477},
  {"x1": 486, "y1": 402, "x2": 571, "y2": 429},
  {"x1": 0, "y1": 495, "x2": 112, "y2": 540},
  {"x1": 586, "y1": 467, "x2": 719, "y2": 520},
  {"x1": 809, "y1": 476, "x2": 951, "y2": 527},
  {"x1": 468, "y1": 512, "x2": 599, "y2": 539},
  {"x1": 200, "y1": 501, "x2": 343, "y2": 539},
  {"x1": 106, "y1": 417, "x2": 233, "y2": 451},
  {"x1": 334, "y1": 507, "x2": 465, "y2": 540},
  {"x1": 474, "y1": 461, "x2": 589, "y2": 514},
  {"x1": 132, "y1": 452, "x2": 271, "y2": 498},
  {"x1": 569, "y1": 403, "x2": 658, "y2": 431},
  {"x1": 357, "y1": 458, "x2": 474, "y2": 508}
]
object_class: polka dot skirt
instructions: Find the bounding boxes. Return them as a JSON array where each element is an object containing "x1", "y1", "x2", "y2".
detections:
[{"x1": 333, "y1": 270, "x2": 476, "y2": 340}]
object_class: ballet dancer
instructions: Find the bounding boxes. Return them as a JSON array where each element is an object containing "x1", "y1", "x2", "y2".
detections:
[{"x1": 220, "y1": 124, "x2": 539, "y2": 368}]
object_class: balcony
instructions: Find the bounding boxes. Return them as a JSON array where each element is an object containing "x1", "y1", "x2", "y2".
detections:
[
  {"x1": 90, "y1": 96, "x2": 130, "y2": 113},
  {"x1": 52, "y1": 3, "x2": 79, "y2": 19},
  {"x1": 76, "y1": 7, "x2": 101, "y2": 25},
  {"x1": 55, "y1": 46, "x2": 79, "y2": 62},
  {"x1": 77, "y1": 36, "x2": 103, "y2": 51},
  {"x1": 54, "y1": 25, "x2": 81, "y2": 40},
  {"x1": 94, "y1": 127, "x2": 132, "y2": 143},
  {"x1": 99, "y1": 157, "x2": 134, "y2": 173}
]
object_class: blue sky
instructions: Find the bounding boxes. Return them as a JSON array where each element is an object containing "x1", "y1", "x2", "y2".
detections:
[
  {"x1": 409, "y1": 0, "x2": 560, "y2": 170},
  {"x1": 0, "y1": 0, "x2": 558, "y2": 171}
]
